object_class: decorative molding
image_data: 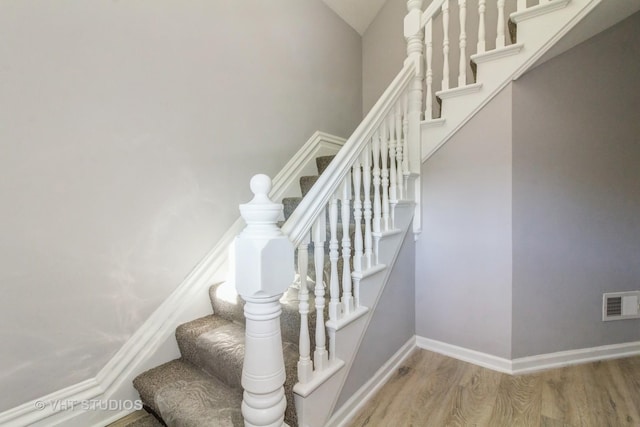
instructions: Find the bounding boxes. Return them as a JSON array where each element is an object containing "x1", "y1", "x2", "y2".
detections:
[
  {"x1": 326, "y1": 306, "x2": 369, "y2": 331},
  {"x1": 416, "y1": 336, "x2": 640, "y2": 375},
  {"x1": 0, "y1": 131, "x2": 346, "y2": 427},
  {"x1": 421, "y1": 118, "x2": 446, "y2": 128},
  {"x1": 435, "y1": 83, "x2": 483, "y2": 99},
  {"x1": 326, "y1": 336, "x2": 416, "y2": 427},
  {"x1": 470, "y1": 43, "x2": 524, "y2": 64},
  {"x1": 292, "y1": 359, "x2": 346, "y2": 398}
]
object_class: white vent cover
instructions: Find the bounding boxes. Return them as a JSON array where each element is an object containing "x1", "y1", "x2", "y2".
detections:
[{"x1": 603, "y1": 291, "x2": 640, "y2": 321}]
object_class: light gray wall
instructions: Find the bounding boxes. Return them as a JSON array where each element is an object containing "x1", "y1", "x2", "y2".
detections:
[
  {"x1": 416, "y1": 85, "x2": 513, "y2": 359},
  {"x1": 511, "y1": 11, "x2": 640, "y2": 358},
  {"x1": 362, "y1": 0, "x2": 406, "y2": 115},
  {"x1": 0, "y1": 0, "x2": 361, "y2": 410},
  {"x1": 335, "y1": 229, "x2": 416, "y2": 410}
]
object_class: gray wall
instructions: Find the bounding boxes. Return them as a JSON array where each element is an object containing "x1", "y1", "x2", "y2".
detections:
[
  {"x1": 335, "y1": 229, "x2": 416, "y2": 409},
  {"x1": 362, "y1": 0, "x2": 406, "y2": 115},
  {"x1": 416, "y1": 85, "x2": 513, "y2": 359},
  {"x1": 511, "y1": 11, "x2": 640, "y2": 358},
  {"x1": 0, "y1": 0, "x2": 361, "y2": 410}
]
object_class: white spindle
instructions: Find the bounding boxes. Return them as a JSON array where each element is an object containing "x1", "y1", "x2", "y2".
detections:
[
  {"x1": 362, "y1": 145, "x2": 373, "y2": 270},
  {"x1": 340, "y1": 176, "x2": 353, "y2": 315},
  {"x1": 388, "y1": 115, "x2": 397, "y2": 204},
  {"x1": 380, "y1": 122, "x2": 390, "y2": 231},
  {"x1": 496, "y1": 0, "x2": 505, "y2": 48},
  {"x1": 425, "y1": 19, "x2": 434, "y2": 120},
  {"x1": 352, "y1": 158, "x2": 363, "y2": 288},
  {"x1": 235, "y1": 175, "x2": 292, "y2": 427},
  {"x1": 458, "y1": 0, "x2": 467, "y2": 86},
  {"x1": 296, "y1": 236, "x2": 312, "y2": 383},
  {"x1": 395, "y1": 102, "x2": 404, "y2": 200},
  {"x1": 372, "y1": 132, "x2": 382, "y2": 263},
  {"x1": 442, "y1": 0, "x2": 450, "y2": 91},
  {"x1": 517, "y1": 0, "x2": 526, "y2": 12},
  {"x1": 478, "y1": 0, "x2": 486, "y2": 53},
  {"x1": 328, "y1": 196, "x2": 340, "y2": 323},
  {"x1": 312, "y1": 211, "x2": 328, "y2": 371},
  {"x1": 402, "y1": 94, "x2": 410, "y2": 195}
]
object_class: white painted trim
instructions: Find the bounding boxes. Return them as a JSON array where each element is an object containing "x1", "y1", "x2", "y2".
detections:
[
  {"x1": 351, "y1": 264, "x2": 386, "y2": 280},
  {"x1": 416, "y1": 336, "x2": 513, "y2": 373},
  {"x1": 512, "y1": 341, "x2": 640, "y2": 374},
  {"x1": 326, "y1": 305, "x2": 369, "y2": 331},
  {"x1": 421, "y1": 118, "x2": 446, "y2": 128},
  {"x1": 326, "y1": 336, "x2": 416, "y2": 427},
  {"x1": 292, "y1": 359, "x2": 346, "y2": 398},
  {"x1": 436, "y1": 83, "x2": 483, "y2": 100},
  {"x1": 510, "y1": 0, "x2": 571, "y2": 23},
  {"x1": 470, "y1": 43, "x2": 524, "y2": 64},
  {"x1": 416, "y1": 336, "x2": 640, "y2": 375},
  {"x1": 0, "y1": 131, "x2": 346, "y2": 427}
]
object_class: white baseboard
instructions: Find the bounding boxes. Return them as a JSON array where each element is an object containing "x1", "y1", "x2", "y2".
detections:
[
  {"x1": 416, "y1": 336, "x2": 640, "y2": 375},
  {"x1": 326, "y1": 336, "x2": 416, "y2": 427},
  {"x1": 415, "y1": 336, "x2": 512, "y2": 373}
]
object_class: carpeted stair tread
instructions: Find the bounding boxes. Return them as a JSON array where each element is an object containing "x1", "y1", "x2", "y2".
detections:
[
  {"x1": 316, "y1": 155, "x2": 335, "y2": 175},
  {"x1": 283, "y1": 196, "x2": 303, "y2": 220},
  {"x1": 300, "y1": 175, "x2": 319, "y2": 197},
  {"x1": 133, "y1": 359, "x2": 243, "y2": 427},
  {"x1": 175, "y1": 314, "x2": 300, "y2": 426}
]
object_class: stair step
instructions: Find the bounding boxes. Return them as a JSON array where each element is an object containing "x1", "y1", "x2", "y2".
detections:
[
  {"x1": 175, "y1": 314, "x2": 300, "y2": 426},
  {"x1": 283, "y1": 196, "x2": 303, "y2": 220},
  {"x1": 133, "y1": 359, "x2": 243, "y2": 427},
  {"x1": 300, "y1": 175, "x2": 319, "y2": 197},
  {"x1": 316, "y1": 155, "x2": 335, "y2": 175},
  {"x1": 209, "y1": 282, "x2": 309, "y2": 346}
]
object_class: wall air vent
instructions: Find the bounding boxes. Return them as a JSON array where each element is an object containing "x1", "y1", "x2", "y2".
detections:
[{"x1": 602, "y1": 291, "x2": 640, "y2": 321}]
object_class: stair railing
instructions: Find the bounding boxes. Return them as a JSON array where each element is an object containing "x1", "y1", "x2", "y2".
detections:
[
  {"x1": 419, "y1": 0, "x2": 530, "y2": 120},
  {"x1": 233, "y1": 1, "x2": 426, "y2": 424}
]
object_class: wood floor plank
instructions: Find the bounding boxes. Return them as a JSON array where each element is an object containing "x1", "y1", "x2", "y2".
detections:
[
  {"x1": 618, "y1": 356, "x2": 640, "y2": 415},
  {"x1": 540, "y1": 365, "x2": 589, "y2": 426},
  {"x1": 486, "y1": 372, "x2": 543, "y2": 426}
]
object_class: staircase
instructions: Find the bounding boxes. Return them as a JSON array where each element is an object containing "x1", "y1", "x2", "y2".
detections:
[{"x1": 127, "y1": 1, "x2": 618, "y2": 426}]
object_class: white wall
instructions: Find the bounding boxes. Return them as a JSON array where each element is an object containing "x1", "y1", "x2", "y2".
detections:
[
  {"x1": 511, "y1": 11, "x2": 640, "y2": 358},
  {"x1": 0, "y1": 0, "x2": 362, "y2": 410},
  {"x1": 416, "y1": 85, "x2": 513, "y2": 359}
]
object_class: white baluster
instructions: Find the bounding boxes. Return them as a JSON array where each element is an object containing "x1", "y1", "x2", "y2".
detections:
[
  {"x1": 235, "y1": 175, "x2": 292, "y2": 427},
  {"x1": 387, "y1": 114, "x2": 398, "y2": 230},
  {"x1": 442, "y1": 0, "x2": 450, "y2": 91},
  {"x1": 496, "y1": 0, "x2": 505, "y2": 48},
  {"x1": 394, "y1": 102, "x2": 404, "y2": 200},
  {"x1": 478, "y1": 0, "x2": 486, "y2": 53},
  {"x1": 362, "y1": 145, "x2": 373, "y2": 270},
  {"x1": 312, "y1": 211, "x2": 328, "y2": 371},
  {"x1": 352, "y1": 158, "x2": 363, "y2": 308},
  {"x1": 296, "y1": 236, "x2": 312, "y2": 384},
  {"x1": 402, "y1": 94, "x2": 410, "y2": 195},
  {"x1": 328, "y1": 196, "x2": 340, "y2": 323},
  {"x1": 380, "y1": 122, "x2": 390, "y2": 231},
  {"x1": 425, "y1": 18, "x2": 434, "y2": 119},
  {"x1": 371, "y1": 132, "x2": 382, "y2": 264},
  {"x1": 340, "y1": 176, "x2": 353, "y2": 315},
  {"x1": 458, "y1": 0, "x2": 467, "y2": 87},
  {"x1": 517, "y1": 0, "x2": 526, "y2": 12}
]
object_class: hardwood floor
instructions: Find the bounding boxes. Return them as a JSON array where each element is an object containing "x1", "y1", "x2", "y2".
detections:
[{"x1": 347, "y1": 349, "x2": 640, "y2": 427}]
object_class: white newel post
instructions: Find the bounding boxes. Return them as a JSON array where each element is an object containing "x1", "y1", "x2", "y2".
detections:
[
  {"x1": 404, "y1": 0, "x2": 425, "y2": 237},
  {"x1": 234, "y1": 174, "x2": 293, "y2": 427}
]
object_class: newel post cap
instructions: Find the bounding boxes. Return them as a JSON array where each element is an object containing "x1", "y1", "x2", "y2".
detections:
[{"x1": 233, "y1": 174, "x2": 294, "y2": 298}]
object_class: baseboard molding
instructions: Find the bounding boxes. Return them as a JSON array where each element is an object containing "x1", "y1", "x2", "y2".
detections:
[
  {"x1": 0, "y1": 131, "x2": 345, "y2": 427},
  {"x1": 416, "y1": 336, "x2": 640, "y2": 375},
  {"x1": 326, "y1": 336, "x2": 416, "y2": 427},
  {"x1": 416, "y1": 336, "x2": 512, "y2": 373}
]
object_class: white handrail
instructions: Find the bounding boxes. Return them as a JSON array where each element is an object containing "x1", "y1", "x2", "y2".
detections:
[{"x1": 281, "y1": 62, "x2": 416, "y2": 247}]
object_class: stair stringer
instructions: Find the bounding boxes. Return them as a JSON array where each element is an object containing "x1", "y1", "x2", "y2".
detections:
[
  {"x1": 422, "y1": 0, "x2": 601, "y2": 161},
  {"x1": 293, "y1": 201, "x2": 415, "y2": 427}
]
